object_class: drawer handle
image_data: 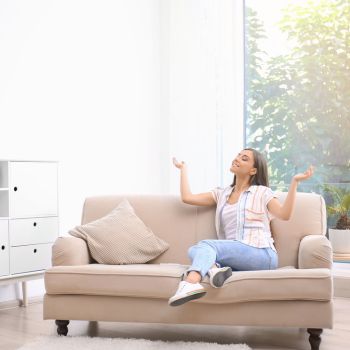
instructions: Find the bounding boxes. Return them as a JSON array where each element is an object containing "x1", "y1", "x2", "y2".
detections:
[
  {"x1": 34, "y1": 249, "x2": 37, "y2": 253},
  {"x1": 1, "y1": 245, "x2": 5, "y2": 250},
  {"x1": 33, "y1": 222, "x2": 37, "y2": 227},
  {"x1": 13, "y1": 186, "x2": 18, "y2": 191}
]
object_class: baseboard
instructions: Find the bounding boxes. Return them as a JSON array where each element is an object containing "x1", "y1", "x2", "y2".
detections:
[{"x1": 0, "y1": 295, "x2": 43, "y2": 310}]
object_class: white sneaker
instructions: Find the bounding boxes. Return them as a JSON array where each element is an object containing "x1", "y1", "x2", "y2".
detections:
[
  {"x1": 208, "y1": 266, "x2": 232, "y2": 288},
  {"x1": 168, "y1": 281, "x2": 206, "y2": 307}
]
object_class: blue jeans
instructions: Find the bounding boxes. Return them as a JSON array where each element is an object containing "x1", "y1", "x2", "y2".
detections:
[{"x1": 187, "y1": 239, "x2": 278, "y2": 279}]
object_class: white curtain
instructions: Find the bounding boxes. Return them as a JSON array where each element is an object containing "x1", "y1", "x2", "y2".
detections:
[{"x1": 160, "y1": 0, "x2": 244, "y2": 194}]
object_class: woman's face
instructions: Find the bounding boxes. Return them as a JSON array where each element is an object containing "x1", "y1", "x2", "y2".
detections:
[{"x1": 230, "y1": 149, "x2": 256, "y2": 176}]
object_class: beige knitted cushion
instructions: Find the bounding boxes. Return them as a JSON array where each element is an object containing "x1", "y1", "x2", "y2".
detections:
[{"x1": 69, "y1": 199, "x2": 169, "y2": 264}]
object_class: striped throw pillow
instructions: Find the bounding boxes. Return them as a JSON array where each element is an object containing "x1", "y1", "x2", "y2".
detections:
[{"x1": 69, "y1": 198, "x2": 169, "y2": 264}]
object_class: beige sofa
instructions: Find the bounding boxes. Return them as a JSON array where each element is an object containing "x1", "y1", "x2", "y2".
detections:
[{"x1": 43, "y1": 192, "x2": 333, "y2": 350}]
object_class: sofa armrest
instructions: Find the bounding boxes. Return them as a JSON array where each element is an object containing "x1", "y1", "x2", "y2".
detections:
[
  {"x1": 52, "y1": 236, "x2": 92, "y2": 266},
  {"x1": 298, "y1": 235, "x2": 333, "y2": 269}
]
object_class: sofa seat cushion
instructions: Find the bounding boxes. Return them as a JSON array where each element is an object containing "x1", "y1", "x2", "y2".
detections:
[{"x1": 44, "y1": 264, "x2": 332, "y2": 303}]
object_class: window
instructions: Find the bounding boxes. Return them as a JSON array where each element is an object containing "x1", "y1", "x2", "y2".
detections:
[{"x1": 244, "y1": 0, "x2": 350, "y2": 197}]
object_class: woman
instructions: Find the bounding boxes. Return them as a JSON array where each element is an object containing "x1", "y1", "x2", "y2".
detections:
[{"x1": 168, "y1": 148, "x2": 314, "y2": 307}]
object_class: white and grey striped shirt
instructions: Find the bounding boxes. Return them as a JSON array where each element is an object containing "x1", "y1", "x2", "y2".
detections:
[{"x1": 210, "y1": 185, "x2": 277, "y2": 251}]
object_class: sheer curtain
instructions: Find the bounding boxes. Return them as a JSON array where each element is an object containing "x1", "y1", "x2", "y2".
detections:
[{"x1": 160, "y1": 0, "x2": 244, "y2": 194}]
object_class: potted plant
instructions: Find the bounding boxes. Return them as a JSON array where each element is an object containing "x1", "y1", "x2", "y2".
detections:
[{"x1": 323, "y1": 184, "x2": 350, "y2": 257}]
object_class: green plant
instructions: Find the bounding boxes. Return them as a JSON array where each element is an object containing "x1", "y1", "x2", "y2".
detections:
[{"x1": 323, "y1": 184, "x2": 350, "y2": 229}]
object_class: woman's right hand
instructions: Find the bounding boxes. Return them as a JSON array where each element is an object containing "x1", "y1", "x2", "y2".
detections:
[
  {"x1": 172, "y1": 157, "x2": 186, "y2": 170},
  {"x1": 172, "y1": 157, "x2": 215, "y2": 206}
]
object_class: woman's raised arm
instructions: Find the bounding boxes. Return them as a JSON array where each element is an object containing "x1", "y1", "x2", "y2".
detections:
[
  {"x1": 173, "y1": 157, "x2": 216, "y2": 207},
  {"x1": 267, "y1": 165, "x2": 314, "y2": 220}
]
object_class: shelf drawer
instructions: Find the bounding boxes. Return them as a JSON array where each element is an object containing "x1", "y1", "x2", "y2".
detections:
[
  {"x1": 0, "y1": 220, "x2": 9, "y2": 277},
  {"x1": 10, "y1": 243, "x2": 52, "y2": 274},
  {"x1": 9, "y1": 217, "x2": 58, "y2": 246},
  {"x1": 9, "y1": 161, "x2": 58, "y2": 218}
]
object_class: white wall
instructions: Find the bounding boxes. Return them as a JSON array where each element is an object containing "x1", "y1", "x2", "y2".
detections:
[
  {"x1": 0, "y1": 0, "x2": 244, "y2": 304},
  {"x1": 0, "y1": 0, "x2": 162, "y2": 303}
]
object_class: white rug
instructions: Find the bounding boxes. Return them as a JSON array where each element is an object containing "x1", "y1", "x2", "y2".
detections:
[{"x1": 18, "y1": 335, "x2": 252, "y2": 350}]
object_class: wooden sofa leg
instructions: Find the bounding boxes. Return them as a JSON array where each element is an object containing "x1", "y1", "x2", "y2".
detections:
[
  {"x1": 55, "y1": 320, "x2": 70, "y2": 336},
  {"x1": 307, "y1": 328, "x2": 323, "y2": 350}
]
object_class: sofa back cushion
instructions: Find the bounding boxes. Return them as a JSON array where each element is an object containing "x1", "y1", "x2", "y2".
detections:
[
  {"x1": 271, "y1": 192, "x2": 327, "y2": 267},
  {"x1": 80, "y1": 192, "x2": 326, "y2": 267}
]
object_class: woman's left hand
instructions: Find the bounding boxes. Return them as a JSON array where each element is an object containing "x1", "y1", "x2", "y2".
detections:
[{"x1": 293, "y1": 165, "x2": 314, "y2": 183}]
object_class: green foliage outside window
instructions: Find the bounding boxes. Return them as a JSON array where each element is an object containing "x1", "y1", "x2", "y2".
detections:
[{"x1": 245, "y1": 0, "x2": 350, "y2": 188}]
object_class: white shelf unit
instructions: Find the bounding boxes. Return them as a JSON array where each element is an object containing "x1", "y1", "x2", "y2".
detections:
[{"x1": 0, "y1": 160, "x2": 58, "y2": 306}]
